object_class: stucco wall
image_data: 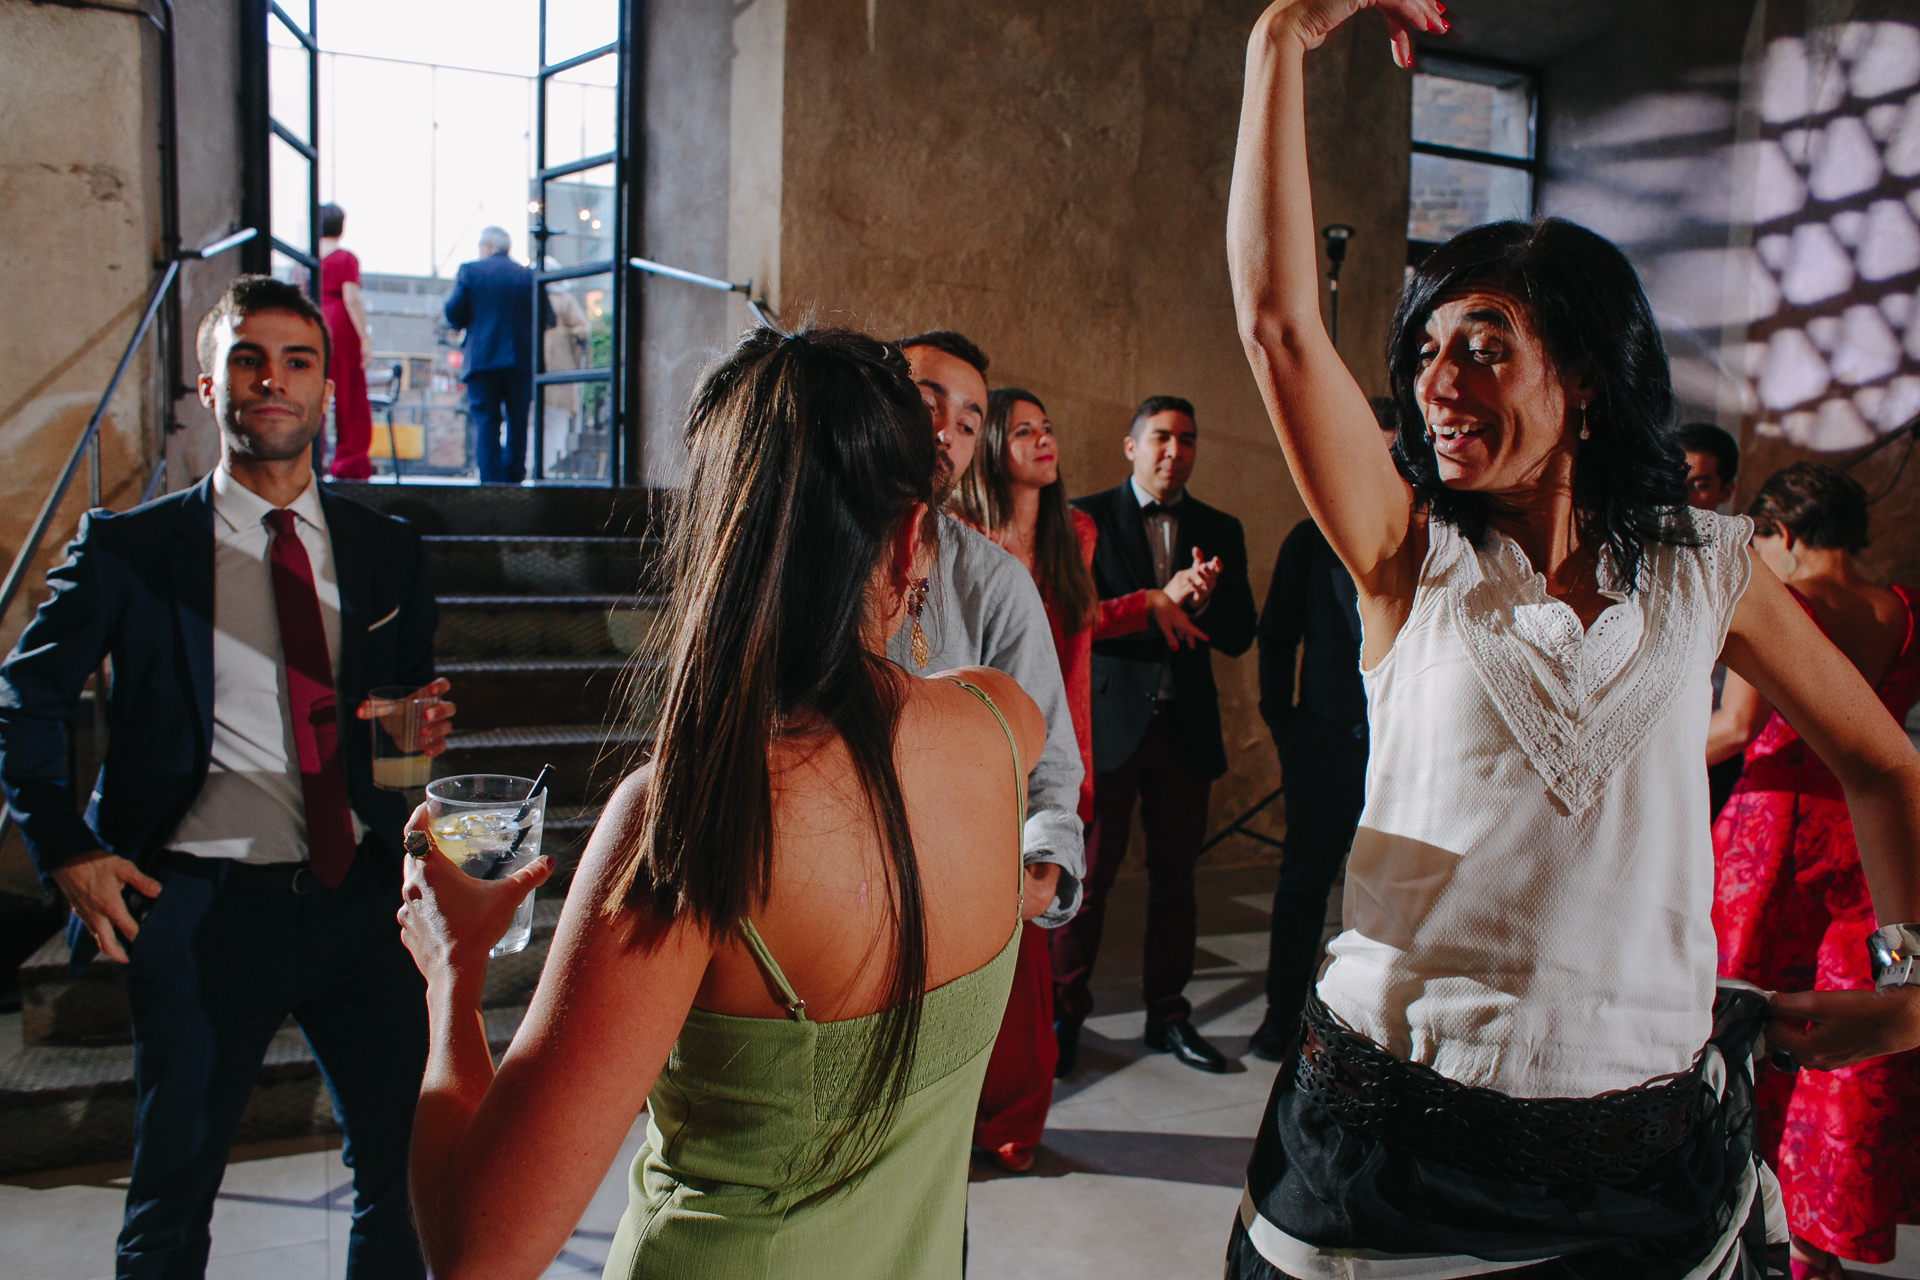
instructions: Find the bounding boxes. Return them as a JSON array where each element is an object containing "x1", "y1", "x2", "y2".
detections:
[
  {"x1": 775, "y1": 1, "x2": 1412, "y2": 845},
  {"x1": 0, "y1": 1, "x2": 158, "y2": 644}
]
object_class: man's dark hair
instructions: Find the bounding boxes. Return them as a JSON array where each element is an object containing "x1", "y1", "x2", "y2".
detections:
[
  {"x1": 319, "y1": 203, "x2": 346, "y2": 238},
  {"x1": 896, "y1": 330, "x2": 989, "y2": 377},
  {"x1": 1749, "y1": 462, "x2": 1870, "y2": 552},
  {"x1": 1129, "y1": 395, "x2": 1195, "y2": 438},
  {"x1": 1673, "y1": 422, "x2": 1739, "y2": 486},
  {"x1": 1387, "y1": 218, "x2": 1693, "y2": 593},
  {"x1": 196, "y1": 274, "x2": 331, "y2": 374}
]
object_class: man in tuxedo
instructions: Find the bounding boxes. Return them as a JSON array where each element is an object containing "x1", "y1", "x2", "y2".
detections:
[
  {"x1": 1056, "y1": 396, "x2": 1256, "y2": 1073},
  {"x1": 443, "y1": 226, "x2": 540, "y2": 483},
  {"x1": 0, "y1": 276, "x2": 452, "y2": 1279}
]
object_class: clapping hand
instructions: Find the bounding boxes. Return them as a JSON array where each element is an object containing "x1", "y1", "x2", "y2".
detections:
[{"x1": 1164, "y1": 549, "x2": 1222, "y2": 611}]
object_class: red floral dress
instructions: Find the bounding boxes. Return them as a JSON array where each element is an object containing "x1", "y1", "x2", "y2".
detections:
[{"x1": 1712, "y1": 584, "x2": 1920, "y2": 1263}]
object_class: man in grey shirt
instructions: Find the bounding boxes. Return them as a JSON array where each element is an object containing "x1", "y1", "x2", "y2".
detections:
[{"x1": 885, "y1": 331, "x2": 1084, "y2": 927}]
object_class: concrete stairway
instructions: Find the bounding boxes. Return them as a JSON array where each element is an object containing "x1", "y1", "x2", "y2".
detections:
[{"x1": 0, "y1": 481, "x2": 662, "y2": 1176}]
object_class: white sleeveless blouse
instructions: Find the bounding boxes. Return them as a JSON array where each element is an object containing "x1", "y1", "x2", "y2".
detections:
[{"x1": 1316, "y1": 507, "x2": 1753, "y2": 1099}]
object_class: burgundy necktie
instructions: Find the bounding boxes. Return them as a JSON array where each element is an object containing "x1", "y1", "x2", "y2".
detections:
[{"x1": 264, "y1": 508, "x2": 356, "y2": 886}]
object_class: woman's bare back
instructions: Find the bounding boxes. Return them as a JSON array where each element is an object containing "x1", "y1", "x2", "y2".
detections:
[
  {"x1": 1794, "y1": 579, "x2": 1911, "y2": 691},
  {"x1": 691, "y1": 667, "x2": 1043, "y2": 1023}
]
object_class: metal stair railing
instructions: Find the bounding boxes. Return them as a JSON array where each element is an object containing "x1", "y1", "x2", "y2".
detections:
[
  {"x1": 0, "y1": 226, "x2": 255, "y2": 859},
  {"x1": 0, "y1": 227, "x2": 257, "y2": 628}
]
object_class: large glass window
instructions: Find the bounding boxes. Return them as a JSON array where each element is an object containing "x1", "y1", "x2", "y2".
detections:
[{"x1": 1409, "y1": 54, "x2": 1538, "y2": 260}]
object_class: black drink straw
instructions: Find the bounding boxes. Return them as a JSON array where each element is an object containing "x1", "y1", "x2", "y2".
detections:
[{"x1": 483, "y1": 764, "x2": 552, "y2": 881}]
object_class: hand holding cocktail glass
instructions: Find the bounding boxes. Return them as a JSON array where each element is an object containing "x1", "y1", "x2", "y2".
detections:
[
  {"x1": 359, "y1": 677, "x2": 455, "y2": 789},
  {"x1": 398, "y1": 807, "x2": 553, "y2": 985}
]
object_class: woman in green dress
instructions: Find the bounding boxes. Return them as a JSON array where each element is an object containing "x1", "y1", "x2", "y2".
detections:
[{"x1": 394, "y1": 326, "x2": 1049, "y2": 1279}]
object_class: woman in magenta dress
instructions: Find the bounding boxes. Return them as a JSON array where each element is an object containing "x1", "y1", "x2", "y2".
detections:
[
  {"x1": 319, "y1": 203, "x2": 374, "y2": 480},
  {"x1": 1711, "y1": 462, "x2": 1920, "y2": 1278}
]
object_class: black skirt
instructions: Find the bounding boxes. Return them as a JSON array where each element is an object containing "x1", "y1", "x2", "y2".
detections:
[{"x1": 1232, "y1": 988, "x2": 1788, "y2": 1280}]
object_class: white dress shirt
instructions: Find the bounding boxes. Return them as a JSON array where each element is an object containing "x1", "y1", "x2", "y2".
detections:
[{"x1": 170, "y1": 466, "x2": 355, "y2": 864}]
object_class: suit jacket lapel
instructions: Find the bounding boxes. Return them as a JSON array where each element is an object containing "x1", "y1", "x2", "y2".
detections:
[
  {"x1": 1107, "y1": 484, "x2": 1157, "y2": 590},
  {"x1": 319, "y1": 487, "x2": 366, "y2": 696},
  {"x1": 169, "y1": 477, "x2": 216, "y2": 747}
]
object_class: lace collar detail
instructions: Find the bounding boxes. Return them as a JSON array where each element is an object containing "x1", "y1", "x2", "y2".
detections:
[{"x1": 1436, "y1": 522, "x2": 1699, "y2": 815}]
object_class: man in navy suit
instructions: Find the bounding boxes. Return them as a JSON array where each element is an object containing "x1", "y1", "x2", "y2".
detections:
[
  {"x1": 0, "y1": 276, "x2": 453, "y2": 1278},
  {"x1": 443, "y1": 226, "x2": 537, "y2": 482},
  {"x1": 1054, "y1": 396, "x2": 1257, "y2": 1074}
]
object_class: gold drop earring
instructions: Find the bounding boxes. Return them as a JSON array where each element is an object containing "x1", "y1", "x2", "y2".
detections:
[
  {"x1": 1578, "y1": 404, "x2": 1590, "y2": 441},
  {"x1": 906, "y1": 577, "x2": 931, "y2": 669}
]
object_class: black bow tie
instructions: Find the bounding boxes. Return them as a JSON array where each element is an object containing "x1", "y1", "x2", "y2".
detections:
[{"x1": 1141, "y1": 499, "x2": 1180, "y2": 517}]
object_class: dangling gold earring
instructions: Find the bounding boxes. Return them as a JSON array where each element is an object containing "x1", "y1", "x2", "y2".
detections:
[
  {"x1": 1578, "y1": 404, "x2": 1591, "y2": 441},
  {"x1": 906, "y1": 576, "x2": 931, "y2": 669}
]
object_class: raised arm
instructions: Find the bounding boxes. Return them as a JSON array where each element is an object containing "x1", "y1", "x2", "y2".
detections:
[
  {"x1": 401, "y1": 771, "x2": 715, "y2": 1280},
  {"x1": 1721, "y1": 554, "x2": 1920, "y2": 1068},
  {"x1": 1227, "y1": 0, "x2": 1441, "y2": 600}
]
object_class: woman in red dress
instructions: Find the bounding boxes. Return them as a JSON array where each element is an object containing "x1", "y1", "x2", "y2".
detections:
[
  {"x1": 319, "y1": 203, "x2": 374, "y2": 480},
  {"x1": 954, "y1": 389, "x2": 1214, "y2": 1170},
  {"x1": 1711, "y1": 463, "x2": 1920, "y2": 1278}
]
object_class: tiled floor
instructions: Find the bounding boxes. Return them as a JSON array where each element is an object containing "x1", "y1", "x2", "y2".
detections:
[{"x1": 7, "y1": 859, "x2": 1920, "y2": 1278}]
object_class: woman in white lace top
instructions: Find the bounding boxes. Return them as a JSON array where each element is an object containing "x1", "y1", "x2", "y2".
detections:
[{"x1": 1222, "y1": 4, "x2": 1920, "y2": 1278}]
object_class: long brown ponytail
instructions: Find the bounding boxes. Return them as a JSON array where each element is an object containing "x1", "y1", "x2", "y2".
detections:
[{"x1": 605, "y1": 325, "x2": 939, "y2": 1182}]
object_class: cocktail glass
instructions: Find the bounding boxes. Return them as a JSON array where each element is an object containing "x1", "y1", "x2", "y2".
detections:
[{"x1": 423, "y1": 773, "x2": 547, "y2": 958}]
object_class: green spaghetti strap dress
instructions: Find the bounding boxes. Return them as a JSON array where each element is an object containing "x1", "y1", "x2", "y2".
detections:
[{"x1": 603, "y1": 680, "x2": 1025, "y2": 1279}]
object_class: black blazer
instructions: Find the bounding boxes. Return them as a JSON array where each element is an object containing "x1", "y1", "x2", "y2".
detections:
[
  {"x1": 0, "y1": 476, "x2": 438, "y2": 896},
  {"x1": 1258, "y1": 518, "x2": 1368, "y2": 747},
  {"x1": 1074, "y1": 483, "x2": 1256, "y2": 780}
]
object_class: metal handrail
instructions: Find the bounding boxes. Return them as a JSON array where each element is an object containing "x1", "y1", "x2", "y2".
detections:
[
  {"x1": 0, "y1": 228, "x2": 256, "y2": 627},
  {"x1": 628, "y1": 256, "x2": 781, "y2": 331}
]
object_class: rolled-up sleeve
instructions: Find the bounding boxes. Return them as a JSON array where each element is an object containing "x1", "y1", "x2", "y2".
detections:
[{"x1": 971, "y1": 547, "x2": 1086, "y2": 927}]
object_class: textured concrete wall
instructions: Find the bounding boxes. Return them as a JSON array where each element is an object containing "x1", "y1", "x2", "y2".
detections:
[
  {"x1": 776, "y1": 1, "x2": 1412, "y2": 844},
  {"x1": 0, "y1": 1, "x2": 158, "y2": 644}
]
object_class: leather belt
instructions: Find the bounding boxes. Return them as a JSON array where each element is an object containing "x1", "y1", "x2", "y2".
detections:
[{"x1": 158, "y1": 849, "x2": 325, "y2": 893}]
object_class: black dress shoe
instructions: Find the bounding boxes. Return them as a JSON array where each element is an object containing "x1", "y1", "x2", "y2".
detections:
[
  {"x1": 1247, "y1": 1007, "x2": 1297, "y2": 1062},
  {"x1": 1144, "y1": 1019, "x2": 1229, "y2": 1073},
  {"x1": 1054, "y1": 1020, "x2": 1081, "y2": 1079}
]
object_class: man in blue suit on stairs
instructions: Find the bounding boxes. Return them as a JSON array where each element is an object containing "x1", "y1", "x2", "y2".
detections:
[
  {"x1": 0, "y1": 276, "x2": 454, "y2": 1278},
  {"x1": 443, "y1": 226, "x2": 541, "y2": 483}
]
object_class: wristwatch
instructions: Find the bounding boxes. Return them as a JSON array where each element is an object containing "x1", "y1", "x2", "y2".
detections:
[{"x1": 1866, "y1": 924, "x2": 1920, "y2": 990}]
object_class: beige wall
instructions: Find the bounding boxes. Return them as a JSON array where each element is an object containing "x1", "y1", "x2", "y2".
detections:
[
  {"x1": 776, "y1": 1, "x2": 1411, "y2": 841},
  {"x1": 0, "y1": 2, "x2": 159, "y2": 644}
]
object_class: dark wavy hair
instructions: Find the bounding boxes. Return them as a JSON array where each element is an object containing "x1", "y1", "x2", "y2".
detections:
[
  {"x1": 605, "y1": 325, "x2": 939, "y2": 1186},
  {"x1": 1387, "y1": 219, "x2": 1692, "y2": 591},
  {"x1": 1748, "y1": 461, "x2": 1870, "y2": 552}
]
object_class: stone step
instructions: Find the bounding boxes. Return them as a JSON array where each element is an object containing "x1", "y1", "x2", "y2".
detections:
[
  {"x1": 421, "y1": 534, "x2": 661, "y2": 596},
  {"x1": 437, "y1": 723, "x2": 650, "y2": 809},
  {"x1": 17, "y1": 899, "x2": 560, "y2": 1049},
  {"x1": 438, "y1": 657, "x2": 642, "y2": 729},
  {"x1": 0, "y1": 1003, "x2": 535, "y2": 1177},
  {"x1": 329, "y1": 481, "x2": 655, "y2": 538},
  {"x1": 434, "y1": 594, "x2": 664, "y2": 661}
]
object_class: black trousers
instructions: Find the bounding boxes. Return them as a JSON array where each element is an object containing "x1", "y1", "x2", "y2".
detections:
[
  {"x1": 1051, "y1": 710, "x2": 1212, "y2": 1028},
  {"x1": 463, "y1": 365, "x2": 530, "y2": 483},
  {"x1": 1264, "y1": 718, "x2": 1367, "y2": 1025},
  {"x1": 117, "y1": 846, "x2": 428, "y2": 1280}
]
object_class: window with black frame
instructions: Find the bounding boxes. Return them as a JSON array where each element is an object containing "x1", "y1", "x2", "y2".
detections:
[{"x1": 1408, "y1": 53, "x2": 1539, "y2": 266}]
